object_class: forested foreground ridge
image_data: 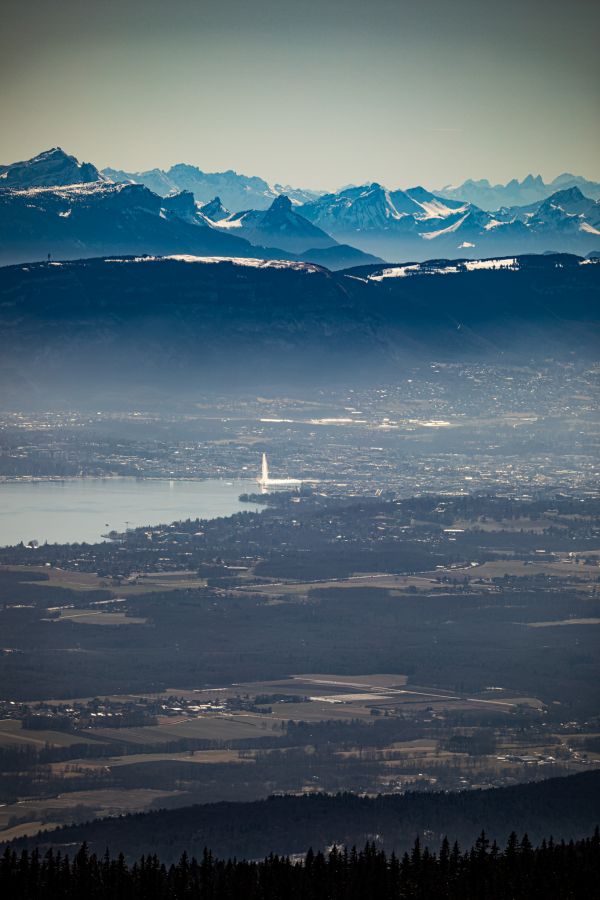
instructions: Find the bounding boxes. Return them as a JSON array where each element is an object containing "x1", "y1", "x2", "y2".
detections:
[
  {"x1": 1, "y1": 253, "x2": 599, "y2": 404},
  {"x1": 2, "y1": 831, "x2": 599, "y2": 900},
  {"x1": 9, "y1": 773, "x2": 600, "y2": 865}
]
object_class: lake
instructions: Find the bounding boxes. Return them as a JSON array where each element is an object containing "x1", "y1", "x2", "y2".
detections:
[{"x1": 0, "y1": 478, "x2": 261, "y2": 546}]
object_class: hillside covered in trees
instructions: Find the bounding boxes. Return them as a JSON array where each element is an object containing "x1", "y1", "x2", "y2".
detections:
[
  {"x1": 7, "y1": 771, "x2": 600, "y2": 864},
  {"x1": 2, "y1": 830, "x2": 599, "y2": 899}
]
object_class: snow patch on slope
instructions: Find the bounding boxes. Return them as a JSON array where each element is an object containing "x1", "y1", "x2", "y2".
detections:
[
  {"x1": 580, "y1": 221, "x2": 600, "y2": 235},
  {"x1": 368, "y1": 264, "x2": 459, "y2": 280},
  {"x1": 421, "y1": 213, "x2": 469, "y2": 240},
  {"x1": 103, "y1": 255, "x2": 322, "y2": 272},
  {"x1": 416, "y1": 199, "x2": 466, "y2": 219},
  {"x1": 464, "y1": 258, "x2": 518, "y2": 271},
  {"x1": 367, "y1": 257, "x2": 520, "y2": 281}
]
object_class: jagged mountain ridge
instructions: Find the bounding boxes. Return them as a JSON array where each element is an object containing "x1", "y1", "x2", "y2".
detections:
[
  {"x1": 298, "y1": 183, "x2": 600, "y2": 260},
  {"x1": 3, "y1": 149, "x2": 600, "y2": 266},
  {"x1": 438, "y1": 172, "x2": 600, "y2": 209},
  {"x1": 0, "y1": 150, "x2": 378, "y2": 269},
  {"x1": 0, "y1": 181, "x2": 380, "y2": 270},
  {"x1": 502, "y1": 186, "x2": 600, "y2": 226},
  {"x1": 209, "y1": 194, "x2": 339, "y2": 253},
  {"x1": 301, "y1": 183, "x2": 467, "y2": 233},
  {"x1": 104, "y1": 163, "x2": 322, "y2": 212},
  {"x1": 198, "y1": 193, "x2": 383, "y2": 266},
  {"x1": 199, "y1": 196, "x2": 230, "y2": 221},
  {"x1": 0, "y1": 181, "x2": 291, "y2": 266}
]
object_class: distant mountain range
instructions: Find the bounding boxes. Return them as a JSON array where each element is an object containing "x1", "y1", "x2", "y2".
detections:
[
  {"x1": 0, "y1": 150, "x2": 379, "y2": 269},
  {"x1": 0, "y1": 180, "x2": 279, "y2": 266},
  {"x1": 103, "y1": 163, "x2": 322, "y2": 211},
  {"x1": 299, "y1": 183, "x2": 600, "y2": 260},
  {"x1": 105, "y1": 162, "x2": 600, "y2": 216},
  {"x1": 437, "y1": 173, "x2": 600, "y2": 210},
  {"x1": 0, "y1": 251, "x2": 597, "y2": 404},
  {"x1": 1, "y1": 148, "x2": 599, "y2": 266},
  {"x1": 101, "y1": 158, "x2": 600, "y2": 258}
]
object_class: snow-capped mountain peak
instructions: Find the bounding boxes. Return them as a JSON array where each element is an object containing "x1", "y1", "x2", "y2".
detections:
[{"x1": 0, "y1": 147, "x2": 105, "y2": 189}]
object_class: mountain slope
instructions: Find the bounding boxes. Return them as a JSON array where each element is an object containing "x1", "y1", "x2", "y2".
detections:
[
  {"x1": 299, "y1": 184, "x2": 600, "y2": 260},
  {"x1": 300, "y1": 184, "x2": 484, "y2": 258},
  {"x1": 301, "y1": 184, "x2": 467, "y2": 232},
  {"x1": 198, "y1": 196, "x2": 230, "y2": 220},
  {"x1": 212, "y1": 194, "x2": 339, "y2": 253},
  {"x1": 0, "y1": 253, "x2": 597, "y2": 403},
  {"x1": 298, "y1": 243, "x2": 383, "y2": 269},
  {"x1": 481, "y1": 188, "x2": 600, "y2": 253},
  {"x1": 525, "y1": 187, "x2": 600, "y2": 234},
  {"x1": 0, "y1": 181, "x2": 294, "y2": 266}
]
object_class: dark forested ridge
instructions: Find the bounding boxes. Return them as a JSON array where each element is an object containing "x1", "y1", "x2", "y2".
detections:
[
  {"x1": 7, "y1": 771, "x2": 600, "y2": 864},
  {"x1": 0, "y1": 253, "x2": 598, "y2": 404},
  {"x1": 2, "y1": 830, "x2": 599, "y2": 899}
]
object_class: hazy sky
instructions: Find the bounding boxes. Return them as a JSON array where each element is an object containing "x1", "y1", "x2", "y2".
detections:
[{"x1": 2, "y1": 0, "x2": 599, "y2": 189}]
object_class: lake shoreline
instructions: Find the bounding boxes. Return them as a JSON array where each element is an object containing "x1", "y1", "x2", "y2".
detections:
[
  {"x1": 0, "y1": 474, "x2": 254, "y2": 484},
  {"x1": 0, "y1": 478, "x2": 262, "y2": 546}
]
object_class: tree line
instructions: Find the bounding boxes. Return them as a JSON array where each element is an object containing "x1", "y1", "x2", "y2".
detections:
[{"x1": 1, "y1": 830, "x2": 598, "y2": 899}]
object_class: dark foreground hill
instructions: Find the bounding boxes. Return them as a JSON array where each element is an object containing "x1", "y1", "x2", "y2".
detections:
[
  {"x1": 0, "y1": 253, "x2": 598, "y2": 405},
  {"x1": 6, "y1": 771, "x2": 600, "y2": 864},
  {"x1": 3, "y1": 830, "x2": 599, "y2": 900}
]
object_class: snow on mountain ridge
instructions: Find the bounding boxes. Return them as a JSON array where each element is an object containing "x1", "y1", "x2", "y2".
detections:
[
  {"x1": 0, "y1": 148, "x2": 105, "y2": 189},
  {"x1": 366, "y1": 257, "x2": 521, "y2": 281},
  {"x1": 102, "y1": 254, "x2": 323, "y2": 272},
  {"x1": 300, "y1": 183, "x2": 476, "y2": 239}
]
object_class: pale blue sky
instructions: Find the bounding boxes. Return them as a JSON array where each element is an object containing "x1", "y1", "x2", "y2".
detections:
[{"x1": 2, "y1": 0, "x2": 599, "y2": 189}]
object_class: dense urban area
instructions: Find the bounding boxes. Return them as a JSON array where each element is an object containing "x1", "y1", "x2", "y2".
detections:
[{"x1": 1, "y1": 361, "x2": 598, "y2": 495}]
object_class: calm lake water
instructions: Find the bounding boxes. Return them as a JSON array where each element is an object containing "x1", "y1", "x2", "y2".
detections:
[{"x1": 0, "y1": 478, "x2": 261, "y2": 546}]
